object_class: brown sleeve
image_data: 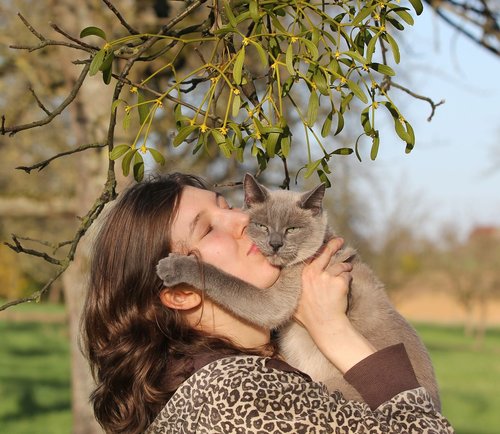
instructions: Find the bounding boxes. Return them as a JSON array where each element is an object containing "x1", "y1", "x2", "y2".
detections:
[{"x1": 343, "y1": 343, "x2": 420, "y2": 410}]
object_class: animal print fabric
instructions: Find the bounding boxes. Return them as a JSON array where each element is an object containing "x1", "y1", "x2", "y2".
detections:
[{"x1": 145, "y1": 356, "x2": 453, "y2": 434}]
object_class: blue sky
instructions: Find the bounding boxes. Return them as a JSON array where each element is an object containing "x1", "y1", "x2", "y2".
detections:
[{"x1": 354, "y1": 4, "x2": 500, "y2": 240}]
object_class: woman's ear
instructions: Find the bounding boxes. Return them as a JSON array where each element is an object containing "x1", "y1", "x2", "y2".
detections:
[{"x1": 159, "y1": 287, "x2": 202, "y2": 310}]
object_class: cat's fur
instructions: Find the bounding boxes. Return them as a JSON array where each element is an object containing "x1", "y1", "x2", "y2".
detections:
[{"x1": 157, "y1": 174, "x2": 441, "y2": 409}]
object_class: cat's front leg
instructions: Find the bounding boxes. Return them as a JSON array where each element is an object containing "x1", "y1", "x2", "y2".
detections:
[{"x1": 156, "y1": 253, "x2": 204, "y2": 289}]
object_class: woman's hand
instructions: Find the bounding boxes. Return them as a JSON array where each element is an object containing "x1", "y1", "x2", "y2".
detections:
[
  {"x1": 294, "y1": 237, "x2": 376, "y2": 374},
  {"x1": 294, "y1": 238, "x2": 352, "y2": 333}
]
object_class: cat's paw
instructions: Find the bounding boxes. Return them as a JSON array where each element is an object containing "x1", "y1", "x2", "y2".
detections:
[{"x1": 156, "y1": 253, "x2": 198, "y2": 287}]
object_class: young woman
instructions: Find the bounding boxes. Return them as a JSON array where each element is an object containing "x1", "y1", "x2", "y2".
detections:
[{"x1": 82, "y1": 173, "x2": 454, "y2": 433}]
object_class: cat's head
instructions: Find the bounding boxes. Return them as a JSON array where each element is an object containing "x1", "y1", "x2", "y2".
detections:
[{"x1": 243, "y1": 174, "x2": 328, "y2": 267}]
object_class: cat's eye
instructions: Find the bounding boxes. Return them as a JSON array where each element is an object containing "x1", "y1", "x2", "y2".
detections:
[
  {"x1": 254, "y1": 223, "x2": 269, "y2": 232},
  {"x1": 285, "y1": 227, "x2": 300, "y2": 234}
]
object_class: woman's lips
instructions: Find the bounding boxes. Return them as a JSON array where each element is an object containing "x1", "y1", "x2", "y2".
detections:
[{"x1": 247, "y1": 243, "x2": 261, "y2": 255}]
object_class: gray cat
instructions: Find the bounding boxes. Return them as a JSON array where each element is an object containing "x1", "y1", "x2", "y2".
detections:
[{"x1": 157, "y1": 174, "x2": 441, "y2": 409}]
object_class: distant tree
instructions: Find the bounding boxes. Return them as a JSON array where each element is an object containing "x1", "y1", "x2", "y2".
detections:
[{"x1": 439, "y1": 226, "x2": 500, "y2": 341}]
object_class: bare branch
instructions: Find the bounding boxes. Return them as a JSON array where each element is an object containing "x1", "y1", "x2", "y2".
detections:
[
  {"x1": 389, "y1": 81, "x2": 446, "y2": 121},
  {"x1": 17, "y1": 12, "x2": 46, "y2": 41},
  {"x1": 11, "y1": 236, "x2": 73, "y2": 254},
  {"x1": 1, "y1": 63, "x2": 90, "y2": 136},
  {"x1": 0, "y1": 268, "x2": 65, "y2": 311},
  {"x1": 50, "y1": 22, "x2": 100, "y2": 51},
  {"x1": 101, "y1": 0, "x2": 140, "y2": 35},
  {"x1": 4, "y1": 234, "x2": 63, "y2": 265},
  {"x1": 29, "y1": 86, "x2": 51, "y2": 116},
  {"x1": 16, "y1": 142, "x2": 107, "y2": 173}
]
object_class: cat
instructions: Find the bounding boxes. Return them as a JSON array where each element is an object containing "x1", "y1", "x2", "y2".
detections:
[{"x1": 157, "y1": 173, "x2": 441, "y2": 409}]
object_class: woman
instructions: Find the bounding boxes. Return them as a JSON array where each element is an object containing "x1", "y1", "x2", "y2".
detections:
[{"x1": 82, "y1": 173, "x2": 454, "y2": 434}]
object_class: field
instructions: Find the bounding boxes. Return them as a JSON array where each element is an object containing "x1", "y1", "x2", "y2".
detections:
[{"x1": 1, "y1": 303, "x2": 499, "y2": 433}]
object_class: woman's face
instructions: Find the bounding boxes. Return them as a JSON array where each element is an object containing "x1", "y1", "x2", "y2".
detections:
[{"x1": 170, "y1": 186, "x2": 280, "y2": 289}]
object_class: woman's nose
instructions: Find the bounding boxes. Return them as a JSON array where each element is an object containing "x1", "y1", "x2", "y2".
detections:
[{"x1": 224, "y1": 209, "x2": 249, "y2": 237}]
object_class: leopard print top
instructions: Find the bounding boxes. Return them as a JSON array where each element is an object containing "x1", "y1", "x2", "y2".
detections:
[{"x1": 145, "y1": 355, "x2": 453, "y2": 433}]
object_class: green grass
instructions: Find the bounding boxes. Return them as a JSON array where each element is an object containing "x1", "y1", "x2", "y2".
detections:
[
  {"x1": 0, "y1": 303, "x2": 71, "y2": 434},
  {"x1": 1, "y1": 303, "x2": 499, "y2": 434},
  {"x1": 415, "y1": 323, "x2": 500, "y2": 434}
]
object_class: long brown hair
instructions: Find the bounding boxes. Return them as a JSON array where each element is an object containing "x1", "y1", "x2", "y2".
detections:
[{"x1": 81, "y1": 173, "x2": 250, "y2": 433}]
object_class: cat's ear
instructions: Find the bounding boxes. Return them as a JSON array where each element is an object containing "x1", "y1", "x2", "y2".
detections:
[
  {"x1": 243, "y1": 173, "x2": 269, "y2": 207},
  {"x1": 299, "y1": 183, "x2": 326, "y2": 215}
]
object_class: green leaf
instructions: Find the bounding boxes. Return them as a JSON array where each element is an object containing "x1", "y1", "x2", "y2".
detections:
[
  {"x1": 302, "y1": 38, "x2": 319, "y2": 61},
  {"x1": 369, "y1": 63, "x2": 395, "y2": 76},
  {"x1": 335, "y1": 111, "x2": 344, "y2": 135},
  {"x1": 123, "y1": 110, "x2": 131, "y2": 131},
  {"x1": 285, "y1": 43, "x2": 295, "y2": 76},
  {"x1": 133, "y1": 152, "x2": 145, "y2": 181},
  {"x1": 281, "y1": 134, "x2": 291, "y2": 158},
  {"x1": 109, "y1": 144, "x2": 130, "y2": 160},
  {"x1": 389, "y1": 7, "x2": 414, "y2": 25},
  {"x1": 347, "y1": 80, "x2": 368, "y2": 104},
  {"x1": 366, "y1": 32, "x2": 380, "y2": 63},
  {"x1": 332, "y1": 147, "x2": 353, "y2": 156},
  {"x1": 100, "y1": 51, "x2": 114, "y2": 84},
  {"x1": 249, "y1": 0, "x2": 260, "y2": 22},
  {"x1": 314, "y1": 69, "x2": 329, "y2": 96},
  {"x1": 408, "y1": 0, "x2": 424, "y2": 15},
  {"x1": 382, "y1": 33, "x2": 400, "y2": 64},
  {"x1": 232, "y1": 93, "x2": 241, "y2": 117},
  {"x1": 137, "y1": 91, "x2": 150, "y2": 125},
  {"x1": 148, "y1": 148, "x2": 166, "y2": 165},
  {"x1": 395, "y1": 119, "x2": 411, "y2": 142},
  {"x1": 386, "y1": 16, "x2": 405, "y2": 31},
  {"x1": 351, "y1": 5, "x2": 376, "y2": 26},
  {"x1": 173, "y1": 125, "x2": 197, "y2": 146},
  {"x1": 361, "y1": 107, "x2": 371, "y2": 134},
  {"x1": 405, "y1": 124, "x2": 416, "y2": 153},
  {"x1": 233, "y1": 48, "x2": 245, "y2": 85},
  {"x1": 111, "y1": 98, "x2": 126, "y2": 113},
  {"x1": 307, "y1": 90, "x2": 319, "y2": 126},
  {"x1": 211, "y1": 129, "x2": 226, "y2": 145},
  {"x1": 122, "y1": 148, "x2": 136, "y2": 177},
  {"x1": 266, "y1": 132, "x2": 280, "y2": 157},
  {"x1": 80, "y1": 26, "x2": 107, "y2": 41},
  {"x1": 89, "y1": 49, "x2": 106, "y2": 76},
  {"x1": 344, "y1": 50, "x2": 367, "y2": 64},
  {"x1": 251, "y1": 42, "x2": 268, "y2": 67},
  {"x1": 370, "y1": 131, "x2": 380, "y2": 160},
  {"x1": 321, "y1": 111, "x2": 333, "y2": 138},
  {"x1": 304, "y1": 159, "x2": 321, "y2": 179},
  {"x1": 223, "y1": 0, "x2": 237, "y2": 27}
]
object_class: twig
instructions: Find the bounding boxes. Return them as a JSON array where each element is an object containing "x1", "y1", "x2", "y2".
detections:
[
  {"x1": 11, "y1": 236, "x2": 73, "y2": 254},
  {"x1": 102, "y1": 0, "x2": 140, "y2": 35},
  {"x1": 50, "y1": 22, "x2": 99, "y2": 51},
  {"x1": 16, "y1": 142, "x2": 106, "y2": 173},
  {"x1": 390, "y1": 81, "x2": 445, "y2": 121},
  {"x1": 0, "y1": 268, "x2": 66, "y2": 311},
  {"x1": 29, "y1": 86, "x2": 51, "y2": 116},
  {"x1": 4, "y1": 234, "x2": 63, "y2": 266},
  {"x1": 17, "y1": 12, "x2": 46, "y2": 41},
  {"x1": 1, "y1": 63, "x2": 90, "y2": 136}
]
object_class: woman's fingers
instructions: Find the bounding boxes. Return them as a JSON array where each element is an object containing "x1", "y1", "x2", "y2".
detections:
[{"x1": 308, "y1": 237, "x2": 344, "y2": 271}]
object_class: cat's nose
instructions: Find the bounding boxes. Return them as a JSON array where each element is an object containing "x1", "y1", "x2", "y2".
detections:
[{"x1": 269, "y1": 239, "x2": 283, "y2": 252}]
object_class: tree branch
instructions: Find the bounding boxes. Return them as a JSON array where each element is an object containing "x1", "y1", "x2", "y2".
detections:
[
  {"x1": 101, "y1": 0, "x2": 140, "y2": 35},
  {"x1": 16, "y1": 142, "x2": 107, "y2": 173},
  {"x1": 1, "y1": 63, "x2": 90, "y2": 136},
  {"x1": 389, "y1": 81, "x2": 446, "y2": 121}
]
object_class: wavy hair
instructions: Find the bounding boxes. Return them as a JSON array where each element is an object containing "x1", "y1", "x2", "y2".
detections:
[{"x1": 81, "y1": 173, "x2": 254, "y2": 433}]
